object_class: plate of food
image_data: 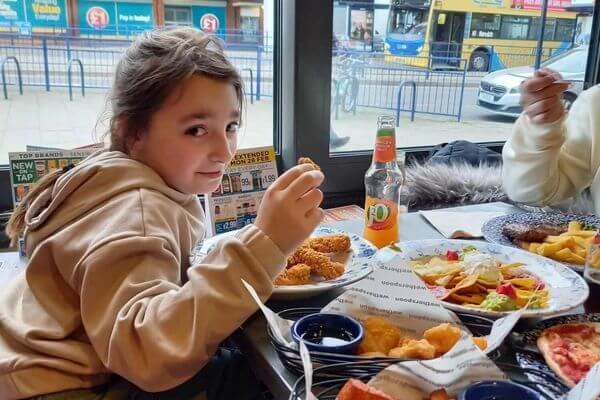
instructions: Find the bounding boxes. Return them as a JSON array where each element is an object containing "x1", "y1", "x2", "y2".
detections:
[
  {"x1": 195, "y1": 226, "x2": 377, "y2": 300},
  {"x1": 380, "y1": 239, "x2": 589, "y2": 318},
  {"x1": 482, "y1": 213, "x2": 600, "y2": 272},
  {"x1": 514, "y1": 313, "x2": 600, "y2": 393}
]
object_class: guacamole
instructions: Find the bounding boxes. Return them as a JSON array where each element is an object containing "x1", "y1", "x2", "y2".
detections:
[
  {"x1": 526, "y1": 293, "x2": 545, "y2": 310},
  {"x1": 480, "y1": 292, "x2": 518, "y2": 312}
]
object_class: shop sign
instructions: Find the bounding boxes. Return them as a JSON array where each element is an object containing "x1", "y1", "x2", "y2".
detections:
[
  {"x1": 27, "y1": 0, "x2": 67, "y2": 27},
  {"x1": 116, "y1": 2, "x2": 152, "y2": 31},
  {"x1": 511, "y1": 0, "x2": 572, "y2": 11},
  {"x1": 200, "y1": 13, "x2": 219, "y2": 33},
  {"x1": 0, "y1": 0, "x2": 25, "y2": 24},
  {"x1": 86, "y1": 6, "x2": 110, "y2": 28}
]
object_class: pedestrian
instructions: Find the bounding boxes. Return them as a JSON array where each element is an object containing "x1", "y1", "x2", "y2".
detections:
[{"x1": 0, "y1": 27, "x2": 324, "y2": 400}]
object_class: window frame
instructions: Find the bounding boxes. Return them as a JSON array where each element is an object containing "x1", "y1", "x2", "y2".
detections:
[
  {"x1": 500, "y1": 15, "x2": 531, "y2": 40},
  {"x1": 164, "y1": 6, "x2": 192, "y2": 27},
  {"x1": 470, "y1": 13, "x2": 502, "y2": 39},
  {"x1": 585, "y1": 3, "x2": 600, "y2": 89}
]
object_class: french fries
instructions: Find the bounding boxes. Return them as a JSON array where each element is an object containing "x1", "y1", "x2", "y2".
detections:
[{"x1": 526, "y1": 220, "x2": 596, "y2": 265}]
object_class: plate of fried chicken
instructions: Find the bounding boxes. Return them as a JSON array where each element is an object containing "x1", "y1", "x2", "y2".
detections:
[{"x1": 197, "y1": 226, "x2": 377, "y2": 299}]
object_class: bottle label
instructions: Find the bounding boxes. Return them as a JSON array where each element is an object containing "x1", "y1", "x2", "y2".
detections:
[
  {"x1": 364, "y1": 196, "x2": 398, "y2": 231},
  {"x1": 373, "y1": 128, "x2": 396, "y2": 162}
]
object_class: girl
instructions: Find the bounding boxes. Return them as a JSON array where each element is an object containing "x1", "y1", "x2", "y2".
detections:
[{"x1": 0, "y1": 28, "x2": 324, "y2": 399}]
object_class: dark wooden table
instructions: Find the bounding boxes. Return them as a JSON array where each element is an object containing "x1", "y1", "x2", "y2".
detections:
[
  {"x1": 233, "y1": 202, "x2": 599, "y2": 399},
  {"x1": 0, "y1": 202, "x2": 597, "y2": 398}
]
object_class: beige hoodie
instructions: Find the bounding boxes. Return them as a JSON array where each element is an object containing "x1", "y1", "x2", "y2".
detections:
[
  {"x1": 503, "y1": 85, "x2": 600, "y2": 214},
  {"x1": 0, "y1": 151, "x2": 286, "y2": 399}
]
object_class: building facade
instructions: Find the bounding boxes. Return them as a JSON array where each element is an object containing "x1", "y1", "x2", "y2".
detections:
[{"x1": 0, "y1": 0, "x2": 265, "y2": 39}]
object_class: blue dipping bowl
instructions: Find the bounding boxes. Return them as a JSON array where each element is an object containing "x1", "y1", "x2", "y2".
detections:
[
  {"x1": 291, "y1": 313, "x2": 364, "y2": 355},
  {"x1": 459, "y1": 380, "x2": 544, "y2": 400}
]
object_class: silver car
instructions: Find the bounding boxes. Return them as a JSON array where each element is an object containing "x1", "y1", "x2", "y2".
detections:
[{"x1": 477, "y1": 46, "x2": 588, "y2": 117}]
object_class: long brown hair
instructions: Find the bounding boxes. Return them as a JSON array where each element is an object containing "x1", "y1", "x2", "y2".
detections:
[{"x1": 6, "y1": 27, "x2": 245, "y2": 246}]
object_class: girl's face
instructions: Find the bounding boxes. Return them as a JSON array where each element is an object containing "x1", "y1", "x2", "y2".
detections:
[{"x1": 130, "y1": 74, "x2": 239, "y2": 194}]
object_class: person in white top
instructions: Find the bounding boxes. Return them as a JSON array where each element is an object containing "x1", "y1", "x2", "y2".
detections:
[{"x1": 502, "y1": 68, "x2": 600, "y2": 214}]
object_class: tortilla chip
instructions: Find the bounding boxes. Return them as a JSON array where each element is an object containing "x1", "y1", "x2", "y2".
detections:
[
  {"x1": 435, "y1": 272, "x2": 459, "y2": 287},
  {"x1": 476, "y1": 278, "x2": 500, "y2": 288},
  {"x1": 442, "y1": 274, "x2": 479, "y2": 300},
  {"x1": 448, "y1": 292, "x2": 487, "y2": 305},
  {"x1": 508, "y1": 277, "x2": 538, "y2": 290},
  {"x1": 449, "y1": 273, "x2": 467, "y2": 287}
]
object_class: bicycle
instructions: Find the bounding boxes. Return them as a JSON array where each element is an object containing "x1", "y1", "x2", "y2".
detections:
[{"x1": 331, "y1": 53, "x2": 363, "y2": 118}]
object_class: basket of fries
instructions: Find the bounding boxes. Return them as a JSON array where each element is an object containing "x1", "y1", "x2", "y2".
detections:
[{"x1": 268, "y1": 307, "x2": 499, "y2": 377}]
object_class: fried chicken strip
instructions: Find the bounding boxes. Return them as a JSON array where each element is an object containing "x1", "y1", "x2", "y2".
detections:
[
  {"x1": 274, "y1": 264, "x2": 312, "y2": 285},
  {"x1": 287, "y1": 241, "x2": 310, "y2": 267},
  {"x1": 298, "y1": 157, "x2": 321, "y2": 170},
  {"x1": 308, "y1": 235, "x2": 351, "y2": 253},
  {"x1": 293, "y1": 247, "x2": 345, "y2": 280}
]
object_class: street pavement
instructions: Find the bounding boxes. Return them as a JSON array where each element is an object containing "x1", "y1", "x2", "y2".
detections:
[{"x1": 0, "y1": 85, "x2": 514, "y2": 164}]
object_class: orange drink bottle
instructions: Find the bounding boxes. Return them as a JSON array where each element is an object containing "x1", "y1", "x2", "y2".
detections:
[{"x1": 363, "y1": 115, "x2": 403, "y2": 249}]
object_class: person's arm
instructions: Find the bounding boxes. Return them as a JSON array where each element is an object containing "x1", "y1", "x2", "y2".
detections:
[
  {"x1": 77, "y1": 163, "x2": 324, "y2": 392},
  {"x1": 502, "y1": 75, "x2": 596, "y2": 206},
  {"x1": 78, "y1": 225, "x2": 284, "y2": 392}
]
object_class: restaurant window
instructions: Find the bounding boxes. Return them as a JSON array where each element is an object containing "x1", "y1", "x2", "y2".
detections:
[
  {"x1": 278, "y1": 0, "x2": 600, "y2": 195},
  {"x1": 165, "y1": 6, "x2": 192, "y2": 27},
  {"x1": 500, "y1": 16, "x2": 530, "y2": 40},
  {"x1": 0, "y1": 2, "x2": 276, "y2": 166},
  {"x1": 470, "y1": 13, "x2": 501, "y2": 39}
]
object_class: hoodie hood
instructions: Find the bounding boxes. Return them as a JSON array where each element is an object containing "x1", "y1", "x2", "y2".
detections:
[{"x1": 23, "y1": 150, "x2": 203, "y2": 254}]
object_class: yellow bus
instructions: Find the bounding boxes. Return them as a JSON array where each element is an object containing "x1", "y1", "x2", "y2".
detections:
[{"x1": 384, "y1": 0, "x2": 578, "y2": 71}]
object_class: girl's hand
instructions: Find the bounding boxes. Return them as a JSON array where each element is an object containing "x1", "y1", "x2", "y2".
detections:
[
  {"x1": 255, "y1": 164, "x2": 325, "y2": 255},
  {"x1": 520, "y1": 68, "x2": 570, "y2": 124}
]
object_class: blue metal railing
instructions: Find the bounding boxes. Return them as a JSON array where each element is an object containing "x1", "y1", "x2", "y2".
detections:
[
  {"x1": 0, "y1": 32, "x2": 471, "y2": 121},
  {"x1": 396, "y1": 80, "x2": 417, "y2": 124},
  {"x1": 241, "y1": 67, "x2": 254, "y2": 104},
  {"x1": 1, "y1": 56, "x2": 23, "y2": 99},
  {"x1": 67, "y1": 58, "x2": 85, "y2": 101},
  {"x1": 0, "y1": 33, "x2": 273, "y2": 99},
  {"x1": 332, "y1": 57, "x2": 467, "y2": 122}
]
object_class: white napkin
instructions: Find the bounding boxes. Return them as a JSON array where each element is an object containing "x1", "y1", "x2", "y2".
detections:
[
  {"x1": 241, "y1": 279, "x2": 294, "y2": 346},
  {"x1": 420, "y1": 211, "x2": 505, "y2": 239},
  {"x1": 299, "y1": 342, "x2": 318, "y2": 400},
  {"x1": 368, "y1": 334, "x2": 507, "y2": 400}
]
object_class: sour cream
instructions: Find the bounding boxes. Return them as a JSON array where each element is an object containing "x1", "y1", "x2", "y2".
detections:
[{"x1": 462, "y1": 252, "x2": 502, "y2": 283}]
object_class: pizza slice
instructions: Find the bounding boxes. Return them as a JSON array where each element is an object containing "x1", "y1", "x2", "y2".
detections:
[{"x1": 537, "y1": 322, "x2": 600, "y2": 387}]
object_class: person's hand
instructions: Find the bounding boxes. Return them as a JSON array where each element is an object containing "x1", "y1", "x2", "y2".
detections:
[
  {"x1": 254, "y1": 164, "x2": 325, "y2": 255},
  {"x1": 520, "y1": 68, "x2": 570, "y2": 124}
]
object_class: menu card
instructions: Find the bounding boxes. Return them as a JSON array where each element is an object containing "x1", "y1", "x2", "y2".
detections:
[
  {"x1": 322, "y1": 205, "x2": 365, "y2": 224},
  {"x1": 9, "y1": 149, "x2": 97, "y2": 207},
  {"x1": 205, "y1": 147, "x2": 278, "y2": 237}
]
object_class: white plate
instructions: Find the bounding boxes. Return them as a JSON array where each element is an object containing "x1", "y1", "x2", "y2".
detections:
[
  {"x1": 195, "y1": 226, "x2": 376, "y2": 300},
  {"x1": 377, "y1": 239, "x2": 589, "y2": 318}
]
